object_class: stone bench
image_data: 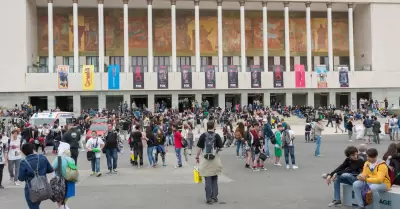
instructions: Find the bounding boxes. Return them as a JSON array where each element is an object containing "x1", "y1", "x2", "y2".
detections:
[{"x1": 342, "y1": 184, "x2": 400, "y2": 209}]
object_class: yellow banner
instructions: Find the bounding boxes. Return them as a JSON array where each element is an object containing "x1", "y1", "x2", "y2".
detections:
[
  {"x1": 57, "y1": 65, "x2": 69, "y2": 89},
  {"x1": 82, "y1": 65, "x2": 94, "y2": 90}
]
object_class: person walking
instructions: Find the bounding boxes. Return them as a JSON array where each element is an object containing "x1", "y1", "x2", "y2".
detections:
[
  {"x1": 0, "y1": 135, "x2": 6, "y2": 189},
  {"x1": 173, "y1": 124, "x2": 183, "y2": 168},
  {"x1": 334, "y1": 114, "x2": 344, "y2": 133},
  {"x1": 195, "y1": 121, "x2": 223, "y2": 205},
  {"x1": 346, "y1": 117, "x2": 354, "y2": 141},
  {"x1": 5, "y1": 130, "x2": 22, "y2": 186},
  {"x1": 315, "y1": 119, "x2": 325, "y2": 157},
  {"x1": 104, "y1": 124, "x2": 119, "y2": 173},
  {"x1": 86, "y1": 131, "x2": 104, "y2": 177},
  {"x1": 62, "y1": 125, "x2": 81, "y2": 165}
]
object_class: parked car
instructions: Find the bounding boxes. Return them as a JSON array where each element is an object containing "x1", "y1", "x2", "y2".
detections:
[
  {"x1": 86, "y1": 123, "x2": 108, "y2": 142},
  {"x1": 90, "y1": 117, "x2": 108, "y2": 124}
]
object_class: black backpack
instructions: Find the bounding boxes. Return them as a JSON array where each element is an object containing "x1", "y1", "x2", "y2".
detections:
[
  {"x1": 270, "y1": 134, "x2": 277, "y2": 145},
  {"x1": 203, "y1": 132, "x2": 217, "y2": 160}
]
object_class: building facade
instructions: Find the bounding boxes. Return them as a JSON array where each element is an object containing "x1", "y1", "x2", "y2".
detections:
[{"x1": 0, "y1": 0, "x2": 399, "y2": 114}]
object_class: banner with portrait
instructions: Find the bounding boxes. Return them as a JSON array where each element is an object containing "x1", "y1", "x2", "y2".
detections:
[
  {"x1": 250, "y1": 65, "x2": 261, "y2": 88},
  {"x1": 273, "y1": 65, "x2": 284, "y2": 88},
  {"x1": 204, "y1": 65, "x2": 216, "y2": 88},
  {"x1": 133, "y1": 66, "x2": 144, "y2": 89},
  {"x1": 82, "y1": 65, "x2": 94, "y2": 90},
  {"x1": 228, "y1": 65, "x2": 238, "y2": 88},
  {"x1": 294, "y1": 64, "x2": 306, "y2": 88},
  {"x1": 338, "y1": 66, "x2": 349, "y2": 87},
  {"x1": 180, "y1": 65, "x2": 192, "y2": 89},
  {"x1": 315, "y1": 65, "x2": 328, "y2": 88},
  {"x1": 57, "y1": 65, "x2": 69, "y2": 89},
  {"x1": 157, "y1": 65, "x2": 169, "y2": 89},
  {"x1": 108, "y1": 65, "x2": 120, "y2": 90}
]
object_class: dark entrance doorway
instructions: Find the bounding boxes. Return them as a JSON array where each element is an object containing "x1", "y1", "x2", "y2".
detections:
[
  {"x1": 155, "y1": 95, "x2": 172, "y2": 110},
  {"x1": 106, "y1": 95, "x2": 123, "y2": 110},
  {"x1": 81, "y1": 96, "x2": 99, "y2": 110},
  {"x1": 336, "y1": 92, "x2": 350, "y2": 108},
  {"x1": 131, "y1": 95, "x2": 148, "y2": 110},
  {"x1": 314, "y1": 93, "x2": 328, "y2": 108},
  {"x1": 202, "y1": 94, "x2": 218, "y2": 109},
  {"x1": 270, "y1": 93, "x2": 286, "y2": 107},
  {"x1": 178, "y1": 94, "x2": 195, "y2": 112},
  {"x1": 29, "y1": 96, "x2": 48, "y2": 112},
  {"x1": 225, "y1": 94, "x2": 241, "y2": 109},
  {"x1": 55, "y1": 96, "x2": 73, "y2": 112},
  {"x1": 293, "y1": 93, "x2": 307, "y2": 106},
  {"x1": 248, "y1": 94, "x2": 263, "y2": 107},
  {"x1": 357, "y1": 92, "x2": 372, "y2": 109}
]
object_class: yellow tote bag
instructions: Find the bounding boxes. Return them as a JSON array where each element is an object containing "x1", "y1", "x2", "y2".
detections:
[
  {"x1": 193, "y1": 166, "x2": 202, "y2": 183},
  {"x1": 130, "y1": 153, "x2": 135, "y2": 161}
]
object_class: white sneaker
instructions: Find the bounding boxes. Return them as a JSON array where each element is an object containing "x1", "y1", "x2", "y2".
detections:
[
  {"x1": 14, "y1": 181, "x2": 20, "y2": 186},
  {"x1": 286, "y1": 165, "x2": 290, "y2": 169},
  {"x1": 349, "y1": 140, "x2": 353, "y2": 142},
  {"x1": 274, "y1": 163, "x2": 282, "y2": 166},
  {"x1": 292, "y1": 165, "x2": 299, "y2": 169}
]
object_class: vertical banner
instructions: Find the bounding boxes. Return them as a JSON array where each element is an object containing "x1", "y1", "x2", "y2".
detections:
[
  {"x1": 133, "y1": 66, "x2": 144, "y2": 89},
  {"x1": 273, "y1": 65, "x2": 284, "y2": 88},
  {"x1": 108, "y1": 65, "x2": 120, "y2": 90},
  {"x1": 339, "y1": 66, "x2": 349, "y2": 87},
  {"x1": 181, "y1": 65, "x2": 192, "y2": 89},
  {"x1": 157, "y1": 65, "x2": 169, "y2": 89},
  {"x1": 294, "y1": 64, "x2": 306, "y2": 88},
  {"x1": 316, "y1": 65, "x2": 328, "y2": 88},
  {"x1": 227, "y1": 65, "x2": 238, "y2": 88},
  {"x1": 82, "y1": 65, "x2": 94, "y2": 90},
  {"x1": 250, "y1": 65, "x2": 261, "y2": 88},
  {"x1": 57, "y1": 65, "x2": 69, "y2": 89},
  {"x1": 204, "y1": 65, "x2": 216, "y2": 88}
]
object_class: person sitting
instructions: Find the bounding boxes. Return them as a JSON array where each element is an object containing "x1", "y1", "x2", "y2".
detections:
[
  {"x1": 389, "y1": 143, "x2": 400, "y2": 186},
  {"x1": 323, "y1": 146, "x2": 365, "y2": 207},
  {"x1": 353, "y1": 148, "x2": 391, "y2": 209}
]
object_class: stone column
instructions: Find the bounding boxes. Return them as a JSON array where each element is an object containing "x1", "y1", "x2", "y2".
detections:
[
  {"x1": 306, "y1": 2, "x2": 312, "y2": 72},
  {"x1": 73, "y1": 94, "x2": 81, "y2": 115},
  {"x1": 262, "y1": 2, "x2": 268, "y2": 70},
  {"x1": 286, "y1": 92, "x2": 293, "y2": 106},
  {"x1": 348, "y1": 3, "x2": 355, "y2": 71},
  {"x1": 172, "y1": 93, "x2": 179, "y2": 109},
  {"x1": 171, "y1": 0, "x2": 177, "y2": 72},
  {"x1": 99, "y1": 94, "x2": 106, "y2": 110},
  {"x1": 194, "y1": 0, "x2": 200, "y2": 72},
  {"x1": 48, "y1": 96, "x2": 56, "y2": 110},
  {"x1": 73, "y1": 0, "x2": 79, "y2": 73},
  {"x1": 327, "y1": 3, "x2": 333, "y2": 71},
  {"x1": 148, "y1": 93, "x2": 155, "y2": 112},
  {"x1": 308, "y1": 92, "x2": 315, "y2": 107},
  {"x1": 98, "y1": 0, "x2": 105, "y2": 73},
  {"x1": 284, "y1": 2, "x2": 290, "y2": 71},
  {"x1": 217, "y1": 0, "x2": 223, "y2": 72},
  {"x1": 264, "y1": 92, "x2": 271, "y2": 108},
  {"x1": 48, "y1": 0, "x2": 54, "y2": 73},
  {"x1": 123, "y1": 0, "x2": 129, "y2": 72},
  {"x1": 147, "y1": 0, "x2": 153, "y2": 72},
  {"x1": 219, "y1": 93, "x2": 225, "y2": 109},
  {"x1": 240, "y1": 1, "x2": 246, "y2": 72},
  {"x1": 241, "y1": 92, "x2": 248, "y2": 106}
]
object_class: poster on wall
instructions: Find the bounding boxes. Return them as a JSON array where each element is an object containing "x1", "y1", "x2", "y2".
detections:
[
  {"x1": 108, "y1": 65, "x2": 120, "y2": 90},
  {"x1": 273, "y1": 65, "x2": 284, "y2": 88},
  {"x1": 204, "y1": 65, "x2": 216, "y2": 88},
  {"x1": 294, "y1": 64, "x2": 306, "y2": 88},
  {"x1": 180, "y1": 65, "x2": 192, "y2": 89},
  {"x1": 82, "y1": 65, "x2": 94, "y2": 90},
  {"x1": 338, "y1": 66, "x2": 349, "y2": 87},
  {"x1": 57, "y1": 65, "x2": 69, "y2": 89},
  {"x1": 133, "y1": 66, "x2": 144, "y2": 89},
  {"x1": 157, "y1": 66, "x2": 169, "y2": 89},
  {"x1": 250, "y1": 65, "x2": 261, "y2": 88},
  {"x1": 316, "y1": 65, "x2": 328, "y2": 88},
  {"x1": 228, "y1": 65, "x2": 238, "y2": 88}
]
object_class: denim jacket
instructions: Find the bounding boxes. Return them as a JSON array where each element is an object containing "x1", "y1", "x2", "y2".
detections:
[{"x1": 18, "y1": 154, "x2": 54, "y2": 188}]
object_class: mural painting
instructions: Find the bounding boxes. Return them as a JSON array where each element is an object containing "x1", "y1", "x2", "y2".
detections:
[
  {"x1": 176, "y1": 12, "x2": 193, "y2": 55},
  {"x1": 38, "y1": 14, "x2": 71, "y2": 55},
  {"x1": 289, "y1": 18, "x2": 306, "y2": 54},
  {"x1": 267, "y1": 18, "x2": 285, "y2": 54},
  {"x1": 104, "y1": 10, "x2": 123, "y2": 55},
  {"x1": 223, "y1": 17, "x2": 241, "y2": 54},
  {"x1": 312, "y1": 18, "x2": 328, "y2": 52},
  {"x1": 38, "y1": 16, "x2": 49, "y2": 53},
  {"x1": 128, "y1": 15, "x2": 148, "y2": 53},
  {"x1": 68, "y1": 15, "x2": 85, "y2": 52},
  {"x1": 188, "y1": 16, "x2": 218, "y2": 54},
  {"x1": 333, "y1": 19, "x2": 349, "y2": 52},
  {"x1": 154, "y1": 11, "x2": 172, "y2": 54}
]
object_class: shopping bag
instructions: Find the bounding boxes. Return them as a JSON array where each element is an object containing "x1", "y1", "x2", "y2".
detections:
[
  {"x1": 130, "y1": 153, "x2": 135, "y2": 162},
  {"x1": 193, "y1": 166, "x2": 202, "y2": 183}
]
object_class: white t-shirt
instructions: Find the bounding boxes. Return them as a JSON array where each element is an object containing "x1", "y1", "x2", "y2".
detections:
[
  {"x1": 288, "y1": 130, "x2": 295, "y2": 146},
  {"x1": 7, "y1": 138, "x2": 22, "y2": 161},
  {"x1": 86, "y1": 137, "x2": 104, "y2": 158}
]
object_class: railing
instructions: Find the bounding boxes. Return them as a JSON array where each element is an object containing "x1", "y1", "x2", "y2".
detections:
[
  {"x1": 354, "y1": 64, "x2": 372, "y2": 71},
  {"x1": 129, "y1": 65, "x2": 149, "y2": 73}
]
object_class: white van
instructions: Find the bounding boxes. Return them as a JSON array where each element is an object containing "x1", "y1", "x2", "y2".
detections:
[{"x1": 30, "y1": 111, "x2": 75, "y2": 127}]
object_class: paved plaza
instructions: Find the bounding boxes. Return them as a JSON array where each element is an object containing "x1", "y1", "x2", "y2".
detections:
[{"x1": 0, "y1": 125, "x2": 395, "y2": 209}]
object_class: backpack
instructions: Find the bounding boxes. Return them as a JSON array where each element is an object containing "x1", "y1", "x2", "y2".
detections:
[
  {"x1": 364, "y1": 119, "x2": 372, "y2": 128},
  {"x1": 24, "y1": 155, "x2": 53, "y2": 203},
  {"x1": 65, "y1": 158, "x2": 79, "y2": 182},
  {"x1": 281, "y1": 130, "x2": 291, "y2": 146},
  {"x1": 377, "y1": 163, "x2": 396, "y2": 186},
  {"x1": 270, "y1": 134, "x2": 277, "y2": 145},
  {"x1": 50, "y1": 156, "x2": 66, "y2": 202},
  {"x1": 203, "y1": 132, "x2": 217, "y2": 160}
]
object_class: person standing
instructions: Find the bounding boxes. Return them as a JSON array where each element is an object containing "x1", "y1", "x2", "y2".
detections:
[
  {"x1": 334, "y1": 114, "x2": 344, "y2": 133},
  {"x1": 5, "y1": 130, "x2": 22, "y2": 186},
  {"x1": 130, "y1": 125, "x2": 144, "y2": 167},
  {"x1": 104, "y1": 124, "x2": 119, "y2": 174},
  {"x1": 86, "y1": 131, "x2": 104, "y2": 177},
  {"x1": 346, "y1": 117, "x2": 354, "y2": 142},
  {"x1": 372, "y1": 116, "x2": 381, "y2": 144},
  {"x1": 263, "y1": 119, "x2": 273, "y2": 157},
  {"x1": 62, "y1": 125, "x2": 81, "y2": 165},
  {"x1": 195, "y1": 121, "x2": 223, "y2": 205},
  {"x1": 315, "y1": 119, "x2": 325, "y2": 157},
  {"x1": 173, "y1": 124, "x2": 183, "y2": 168}
]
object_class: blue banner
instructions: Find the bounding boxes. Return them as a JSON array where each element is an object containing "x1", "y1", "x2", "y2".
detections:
[{"x1": 108, "y1": 65, "x2": 120, "y2": 90}]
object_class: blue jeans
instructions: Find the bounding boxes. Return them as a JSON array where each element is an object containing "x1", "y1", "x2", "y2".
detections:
[
  {"x1": 105, "y1": 148, "x2": 118, "y2": 170},
  {"x1": 283, "y1": 146, "x2": 295, "y2": 165},
  {"x1": 315, "y1": 135, "x2": 321, "y2": 156},
  {"x1": 91, "y1": 158, "x2": 100, "y2": 173},
  {"x1": 175, "y1": 148, "x2": 182, "y2": 166},
  {"x1": 333, "y1": 173, "x2": 356, "y2": 201},
  {"x1": 166, "y1": 134, "x2": 174, "y2": 145},
  {"x1": 353, "y1": 180, "x2": 388, "y2": 208},
  {"x1": 147, "y1": 146, "x2": 155, "y2": 166},
  {"x1": 25, "y1": 187, "x2": 40, "y2": 209},
  {"x1": 236, "y1": 140, "x2": 242, "y2": 157},
  {"x1": 264, "y1": 136, "x2": 270, "y2": 156}
]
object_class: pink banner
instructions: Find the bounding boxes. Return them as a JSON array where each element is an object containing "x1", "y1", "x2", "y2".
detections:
[{"x1": 295, "y1": 64, "x2": 306, "y2": 88}]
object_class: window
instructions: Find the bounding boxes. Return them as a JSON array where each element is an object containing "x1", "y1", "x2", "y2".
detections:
[
  {"x1": 86, "y1": 56, "x2": 99, "y2": 72},
  {"x1": 260, "y1": 56, "x2": 274, "y2": 71},
  {"x1": 178, "y1": 56, "x2": 191, "y2": 66},
  {"x1": 223, "y1": 56, "x2": 233, "y2": 65},
  {"x1": 320, "y1": 56, "x2": 329, "y2": 70},
  {"x1": 339, "y1": 56, "x2": 350, "y2": 68},
  {"x1": 131, "y1": 56, "x2": 148, "y2": 72},
  {"x1": 109, "y1": 56, "x2": 124, "y2": 72},
  {"x1": 290, "y1": 57, "x2": 294, "y2": 71},
  {"x1": 39, "y1": 56, "x2": 55, "y2": 73},
  {"x1": 200, "y1": 56, "x2": 212, "y2": 66},
  {"x1": 63, "y1": 56, "x2": 74, "y2": 73},
  {"x1": 246, "y1": 57, "x2": 254, "y2": 66},
  {"x1": 279, "y1": 56, "x2": 286, "y2": 71},
  {"x1": 154, "y1": 56, "x2": 170, "y2": 66}
]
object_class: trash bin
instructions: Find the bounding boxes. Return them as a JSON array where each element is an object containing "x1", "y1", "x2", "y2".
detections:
[{"x1": 385, "y1": 123, "x2": 389, "y2": 134}]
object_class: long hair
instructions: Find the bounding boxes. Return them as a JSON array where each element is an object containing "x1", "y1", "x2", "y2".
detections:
[{"x1": 383, "y1": 143, "x2": 398, "y2": 161}]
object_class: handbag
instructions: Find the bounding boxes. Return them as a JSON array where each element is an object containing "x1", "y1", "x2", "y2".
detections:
[
  {"x1": 259, "y1": 153, "x2": 267, "y2": 161},
  {"x1": 193, "y1": 166, "x2": 202, "y2": 183},
  {"x1": 86, "y1": 138, "x2": 98, "y2": 161},
  {"x1": 361, "y1": 182, "x2": 373, "y2": 206}
]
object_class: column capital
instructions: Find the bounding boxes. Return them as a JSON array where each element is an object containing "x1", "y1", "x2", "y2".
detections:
[
  {"x1": 262, "y1": 2, "x2": 267, "y2": 7},
  {"x1": 326, "y1": 2, "x2": 332, "y2": 8},
  {"x1": 147, "y1": 0, "x2": 153, "y2": 6},
  {"x1": 239, "y1": 1, "x2": 245, "y2": 7},
  {"x1": 283, "y1": 2, "x2": 289, "y2": 7},
  {"x1": 123, "y1": 0, "x2": 129, "y2": 4},
  {"x1": 171, "y1": 0, "x2": 176, "y2": 5},
  {"x1": 305, "y1": 2, "x2": 311, "y2": 8},
  {"x1": 348, "y1": 3, "x2": 354, "y2": 9},
  {"x1": 194, "y1": 0, "x2": 199, "y2": 6},
  {"x1": 97, "y1": 0, "x2": 104, "y2": 4},
  {"x1": 48, "y1": 0, "x2": 53, "y2": 3},
  {"x1": 217, "y1": 0, "x2": 222, "y2": 6}
]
